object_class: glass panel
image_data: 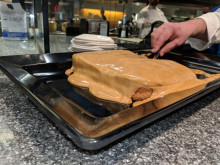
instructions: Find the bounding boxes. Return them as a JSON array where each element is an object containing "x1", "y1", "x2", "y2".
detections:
[
  {"x1": 34, "y1": 0, "x2": 45, "y2": 54},
  {"x1": 0, "y1": 0, "x2": 42, "y2": 56},
  {"x1": 48, "y1": 0, "x2": 138, "y2": 53},
  {"x1": 48, "y1": 0, "x2": 79, "y2": 53},
  {"x1": 0, "y1": 1, "x2": 216, "y2": 55},
  {"x1": 46, "y1": 0, "x2": 211, "y2": 54}
]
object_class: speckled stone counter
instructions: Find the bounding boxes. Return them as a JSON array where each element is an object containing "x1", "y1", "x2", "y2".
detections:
[{"x1": 0, "y1": 36, "x2": 220, "y2": 164}]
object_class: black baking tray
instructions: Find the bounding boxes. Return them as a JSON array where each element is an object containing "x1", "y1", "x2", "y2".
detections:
[{"x1": 0, "y1": 51, "x2": 219, "y2": 150}]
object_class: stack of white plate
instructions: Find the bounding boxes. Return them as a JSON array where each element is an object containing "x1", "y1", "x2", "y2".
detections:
[{"x1": 69, "y1": 34, "x2": 117, "y2": 52}]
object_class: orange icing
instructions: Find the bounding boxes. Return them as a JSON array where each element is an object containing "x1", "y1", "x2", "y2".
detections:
[{"x1": 66, "y1": 50, "x2": 220, "y2": 106}]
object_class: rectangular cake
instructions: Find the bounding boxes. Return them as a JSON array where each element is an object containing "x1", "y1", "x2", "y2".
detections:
[{"x1": 65, "y1": 50, "x2": 220, "y2": 107}]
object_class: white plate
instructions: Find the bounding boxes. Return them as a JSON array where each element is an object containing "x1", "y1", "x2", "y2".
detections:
[
  {"x1": 72, "y1": 38, "x2": 115, "y2": 46},
  {"x1": 71, "y1": 43, "x2": 117, "y2": 49},
  {"x1": 71, "y1": 39, "x2": 117, "y2": 47},
  {"x1": 73, "y1": 34, "x2": 115, "y2": 44},
  {"x1": 70, "y1": 44, "x2": 104, "y2": 52}
]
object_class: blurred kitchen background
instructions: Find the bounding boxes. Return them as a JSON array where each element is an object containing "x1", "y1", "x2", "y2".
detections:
[{"x1": 0, "y1": 0, "x2": 219, "y2": 55}]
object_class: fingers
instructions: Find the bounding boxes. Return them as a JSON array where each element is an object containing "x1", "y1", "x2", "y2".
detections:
[
  {"x1": 151, "y1": 23, "x2": 167, "y2": 53},
  {"x1": 151, "y1": 23, "x2": 174, "y2": 53},
  {"x1": 151, "y1": 23, "x2": 166, "y2": 47},
  {"x1": 159, "y1": 38, "x2": 182, "y2": 56}
]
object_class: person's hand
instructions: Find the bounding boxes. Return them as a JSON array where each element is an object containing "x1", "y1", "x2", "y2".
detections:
[
  {"x1": 151, "y1": 19, "x2": 207, "y2": 56},
  {"x1": 151, "y1": 22, "x2": 191, "y2": 56}
]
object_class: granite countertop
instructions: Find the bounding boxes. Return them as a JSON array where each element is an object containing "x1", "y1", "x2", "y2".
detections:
[{"x1": 0, "y1": 36, "x2": 220, "y2": 164}]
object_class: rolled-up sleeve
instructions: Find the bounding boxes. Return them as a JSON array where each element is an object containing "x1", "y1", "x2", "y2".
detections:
[{"x1": 188, "y1": 10, "x2": 220, "y2": 51}]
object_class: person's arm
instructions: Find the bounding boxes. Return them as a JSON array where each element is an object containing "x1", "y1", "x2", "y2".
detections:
[
  {"x1": 188, "y1": 10, "x2": 220, "y2": 51},
  {"x1": 151, "y1": 11, "x2": 220, "y2": 56}
]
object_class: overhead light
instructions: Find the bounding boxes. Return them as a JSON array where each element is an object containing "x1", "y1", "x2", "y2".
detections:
[
  {"x1": 133, "y1": 2, "x2": 143, "y2": 6},
  {"x1": 29, "y1": 14, "x2": 34, "y2": 19}
]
